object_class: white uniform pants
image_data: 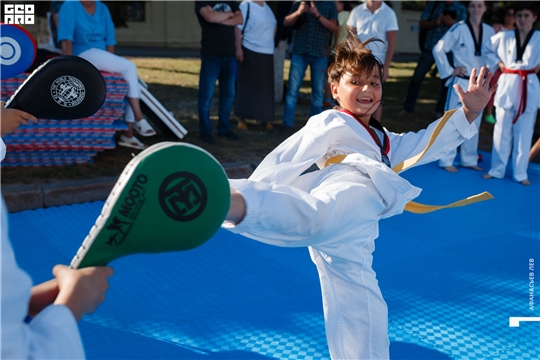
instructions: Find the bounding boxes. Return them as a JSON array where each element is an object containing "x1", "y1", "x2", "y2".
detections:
[
  {"x1": 439, "y1": 113, "x2": 482, "y2": 167},
  {"x1": 310, "y1": 245, "x2": 390, "y2": 360},
  {"x1": 488, "y1": 108, "x2": 537, "y2": 182},
  {"x1": 79, "y1": 48, "x2": 141, "y2": 124},
  {"x1": 79, "y1": 48, "x2": 141, "y2": 98},
  {"x1": 439, "y1": 82, "x2": 482, "y2": 167}
]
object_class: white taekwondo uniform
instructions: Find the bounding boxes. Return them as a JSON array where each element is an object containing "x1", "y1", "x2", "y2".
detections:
[
  {"x1": 433, "y1": 20, "x2": 495, "y2": 168},
  {"x1": 224, "y1": 108, "x2": 476, "y2": 359},
  {"x1": 485, "y1": 29, "x2": 540, "y2": 182},
  {"x1": 0, "y1": 139, "x2": 85, "y2": 359}
]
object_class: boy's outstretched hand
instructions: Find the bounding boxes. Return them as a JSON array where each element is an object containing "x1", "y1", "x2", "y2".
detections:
[{"x1": 454, "y1": 67, "x2": 497, "y2": 124}]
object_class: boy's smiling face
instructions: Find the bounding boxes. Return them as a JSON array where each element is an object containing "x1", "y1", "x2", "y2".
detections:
[{"x1": 330, "y1": 67, "x2": 383, "y2": 124}]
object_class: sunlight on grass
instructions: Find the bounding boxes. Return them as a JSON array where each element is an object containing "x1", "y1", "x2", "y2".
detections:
[{"x1": 131, "y1": 58, "x2": 201, "y2": 88}]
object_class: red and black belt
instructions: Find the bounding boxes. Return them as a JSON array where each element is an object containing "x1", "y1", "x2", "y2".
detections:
[{"x1": 502, "y1": 68, "x2": 536, "y2": 124}]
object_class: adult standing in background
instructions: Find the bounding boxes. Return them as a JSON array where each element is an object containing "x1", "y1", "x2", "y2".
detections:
[
  {"x1": 271, "y1": 1, "x2": 293, "y2": 104},
  {"x1": 235, "y1": 0, "x2": 277, "y2": 131},
  {"x1": 323, "y1": 0, "x2": 353, "y2": 110},
  {"x1": 58, "y1": 0, "x2": 157, "y2": 150},
  {"x1": 347, "y1": 0, "x2": 398, "y2": 122},
  {"x1": 281, "y1": 1, "x2": 339, "y2": 135},
  {"x1": 195, "y1": 1, "x2": 243, "y2": 144},
  {"x1": 333, "y1": 1, "x2": 352, "y2": 46},
  {"x1": 397, "y1": 1, "x2": 467, "y2": 119}
]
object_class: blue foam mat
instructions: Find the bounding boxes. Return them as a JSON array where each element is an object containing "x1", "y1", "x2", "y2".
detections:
[{"x1": 8, "y1": 151, "x2": 540, "y2": 359}]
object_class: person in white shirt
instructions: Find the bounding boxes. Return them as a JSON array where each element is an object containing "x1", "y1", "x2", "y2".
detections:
[
  {"x1": 1, "y1": 104, "x2": 114, "y2": 359},
  {"x1": 433, "y1": 0, "x2": 495, "y2": 172},
  {"x1": 224, "y1": 35, "x2": 495, "y2": 359},
  {"x1": 235, "y1": 0, "x2": 277, "y2": 130},
  {"x1": 347, "y1": 0, "x2": 398, "y2": 122},
  {"x1": 483, "y1": 2, "x2": 540, "y2": 186}
]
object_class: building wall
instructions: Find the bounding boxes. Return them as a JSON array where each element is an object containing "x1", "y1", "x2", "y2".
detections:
[
  {"x1": 115, "y1": 1, "x2": 200, "y2": 48},
  {"x1": 393, "y1": 5, "x2": 424, "y2": 54}
]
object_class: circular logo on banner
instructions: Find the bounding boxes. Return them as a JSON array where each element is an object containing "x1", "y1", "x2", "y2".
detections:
[
  {"x1": 0, "y1": 37, "x2": 21, "y2": 66},
  {"x1": 50, "y1": 76, "x2": 86, "y2": 107},
  {"x1": 158, "y1": 172, "x2": 208, "y2": 222}
]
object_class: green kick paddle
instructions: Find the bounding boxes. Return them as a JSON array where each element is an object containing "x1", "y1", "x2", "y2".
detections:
[{"x1": 70, "y1": 142, "x2": 230, "y2": 269}]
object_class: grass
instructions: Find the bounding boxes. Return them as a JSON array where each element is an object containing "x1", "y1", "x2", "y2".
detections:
[{"x1": 2, "y1": 57, "x2": 537, "y2": 185}]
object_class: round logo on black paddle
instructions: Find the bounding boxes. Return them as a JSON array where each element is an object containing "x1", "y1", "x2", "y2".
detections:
[
  {"x1": 159, "y1": 172, "x2": 207, "y2": 222},
  {"x1": 50, "y1": 75, "x2": 86, "y2": 107}
]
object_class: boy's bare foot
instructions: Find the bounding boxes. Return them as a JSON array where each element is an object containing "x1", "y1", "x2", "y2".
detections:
[
  {"x1": 443, "y1": 166, "x2": 458, "y2": 173},
  {"x1": 520, "y1": 179, "x2": 531, "y2": 186},
  {"x1": 462, "y1": 165, "x2": 483, "y2": 171},
  {"x1": 482, "y1": 174, "x2": 494, "y2": 179}
]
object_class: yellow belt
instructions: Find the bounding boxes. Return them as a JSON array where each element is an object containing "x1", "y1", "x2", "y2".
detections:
[{"x1": 325, "y1": 109, "x2": 493, "y2": 214}]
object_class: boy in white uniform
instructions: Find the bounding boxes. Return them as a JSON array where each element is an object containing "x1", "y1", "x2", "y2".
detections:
[
  {"x1": 433, "y1": 0, "x2": 495, "y2": 172},
  {"x1": 483, "y1": 2, "x2": 540, "y2": 186},
  {"x1": 224, "y1": 35, "x2": 495, "y2": 359}
]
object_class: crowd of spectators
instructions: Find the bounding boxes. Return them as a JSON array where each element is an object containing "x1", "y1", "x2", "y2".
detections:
[
  {"x1": 36, "y1": 0, "x2": 538, "y2": 185},
  {"x1": 40, "y1": 0, "x2": 540, "y2": 180}
]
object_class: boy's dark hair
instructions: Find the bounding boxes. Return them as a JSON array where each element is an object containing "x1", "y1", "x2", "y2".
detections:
[
  {"x1": 327, "y1": 31, "x2": 384, "y2": 86},
  {"x1": 515, "y1": 2, "x2": 538, "y2": 16}
]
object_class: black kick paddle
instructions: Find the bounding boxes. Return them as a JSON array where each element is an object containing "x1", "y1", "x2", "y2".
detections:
[{"x1": 5, "y1": 56, "x2": 107, "y2": 120}]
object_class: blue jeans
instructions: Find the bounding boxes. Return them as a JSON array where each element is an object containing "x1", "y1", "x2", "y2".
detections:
[
  {"x1": 198, "y1": 56, "x2": 236, "y2": 135},
  {"x1": 403, "y1": 50, "x2": 448, "y2": 114},
  {"x1": 283, "y1": 54, "x2": 328, "y2": 127}
]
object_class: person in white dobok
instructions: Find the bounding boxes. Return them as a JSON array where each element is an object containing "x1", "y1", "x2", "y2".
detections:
[
  {"x1": 483, "y1": 2, "x2": 540, "y2": 186},
  {"x1": 224, "y1": 35, "x2": 495, "y2": 360},
  {"x1": 433, "y1": 0, "x2": 495, "y2": 173},
  {"x1": 1, "y1": 104, "x2": 114, "y2": 359}
]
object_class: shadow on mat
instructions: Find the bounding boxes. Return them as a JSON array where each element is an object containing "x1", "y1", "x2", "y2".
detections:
[
  {"x1": 80, "y1": 321, "x2": 272, "y2": 359},
  {"x1": 391, "y1": 342, "x2": 452, "y2": 359}
]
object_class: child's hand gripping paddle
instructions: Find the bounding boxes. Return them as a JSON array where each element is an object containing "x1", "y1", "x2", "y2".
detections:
[
  {"x1": 70, "y1": 142, "x2": 231, "y2": 269},
  {"x1": 4, "y1": 56, "x2": 106, "y2": 120}
]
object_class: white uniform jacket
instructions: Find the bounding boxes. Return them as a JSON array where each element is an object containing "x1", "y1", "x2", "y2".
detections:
[
  {"x1": 485, "y1": 30, "x2": 540, "y2": 112},
  {"x1": 433, "y1": 21, "x2": 495, "y2": 111},
  {"x1": 1, "y1": 138, "x2": 85, "y2": 359},
  {"x1": 224, "y1": 109, "x2": 476, "y2": 359},
  {"x1": 433, "y1": 21, "x2": 495, "y2": 81}
]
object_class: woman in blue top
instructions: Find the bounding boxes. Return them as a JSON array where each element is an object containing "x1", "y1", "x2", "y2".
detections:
[{"x1": 58, "y1": 0, "x2": 156, "y2": 150}]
